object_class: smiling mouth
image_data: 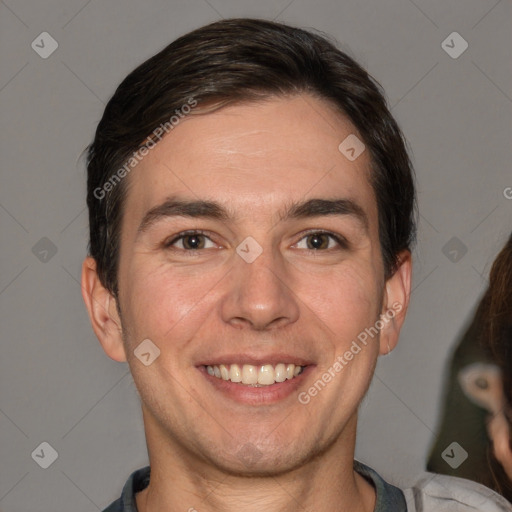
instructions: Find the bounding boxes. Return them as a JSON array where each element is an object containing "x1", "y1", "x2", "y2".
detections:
[{"x1": 204, "y1": 363, "x2": 305, "y2": 386}]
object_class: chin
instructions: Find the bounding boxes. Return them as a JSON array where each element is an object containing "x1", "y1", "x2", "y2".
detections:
[{"x1": 200, "y1": 437, "x2": 320, "y2": 478}]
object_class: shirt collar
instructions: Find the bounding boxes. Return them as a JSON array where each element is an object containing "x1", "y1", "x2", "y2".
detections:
[{"x1": 114, "y1": 461, "x2": 406, "y2": 512}]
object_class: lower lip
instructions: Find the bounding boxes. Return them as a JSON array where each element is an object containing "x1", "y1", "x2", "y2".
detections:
[{"x1": 198, "y1": 366, "x2": 314, "y2": 405}]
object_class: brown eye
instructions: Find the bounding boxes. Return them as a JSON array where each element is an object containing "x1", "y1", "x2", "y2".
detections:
[
  {"x1": 306, "y1": 233, "x2": 330, "y2": 250},
  {"x1": 181, "y1": 234, "x2": 206, "y2": 250},
  {"x1": 295, "y1": 231, "x2": 347, "y2": 251},
  {"x1": 164, "y1": 231, "x2": 215, "y2": 250}
]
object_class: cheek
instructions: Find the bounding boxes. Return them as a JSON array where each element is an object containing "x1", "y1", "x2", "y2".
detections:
[
  {"x1": 120, "y1": 258, "x2": 223, "y2": 347},
  {"x1": 298, "y1": 262, "x2": 381, "y2": 338},
  {"x1": 119, "y1": 248, "x2": 383, "y2": 357}
]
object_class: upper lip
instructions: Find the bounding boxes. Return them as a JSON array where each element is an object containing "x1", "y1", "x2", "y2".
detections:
[{"x1": 196, "y1": 353, "x2": 314, "y2": 367}]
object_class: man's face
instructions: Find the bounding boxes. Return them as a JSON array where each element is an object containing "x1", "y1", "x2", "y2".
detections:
[{"x1": 101, "y1": 94, "x2": 405, "y2": 473}]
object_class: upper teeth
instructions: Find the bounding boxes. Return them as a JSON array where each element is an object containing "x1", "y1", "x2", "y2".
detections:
[{"x1": 206, "y1": 363, "x2": 303, "y2": 386}]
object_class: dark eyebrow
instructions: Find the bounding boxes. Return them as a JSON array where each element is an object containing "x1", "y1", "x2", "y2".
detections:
[
  {"x1": 137, "y1": 197, "x2": 231, "y2": 235},
  {"x1": 136, "y1": 196, "x2": 369, "y2": 237},
  {"x1": 281, "y1": 198, "x2": 369, "y2": 231}
]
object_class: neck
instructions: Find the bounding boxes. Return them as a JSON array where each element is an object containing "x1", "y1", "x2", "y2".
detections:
[{"x1": 136, "y1": 410, "x2": 375, "y2": 512}]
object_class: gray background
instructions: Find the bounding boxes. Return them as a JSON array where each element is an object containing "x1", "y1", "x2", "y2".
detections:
[{"x1": 0, "y1": 0, "x2": 511, "y2": 510}]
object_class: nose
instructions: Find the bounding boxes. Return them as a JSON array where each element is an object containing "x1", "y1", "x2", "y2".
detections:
[{"x1": 220, "y1": 244, "x2": 300, "y2": 331}]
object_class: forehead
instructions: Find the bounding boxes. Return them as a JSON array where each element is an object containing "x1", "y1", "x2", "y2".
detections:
[{"x1": 122, "y1": 94, "x2": 377, "y2": 232}]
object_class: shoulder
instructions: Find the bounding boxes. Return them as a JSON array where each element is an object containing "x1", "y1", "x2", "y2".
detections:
[
  {"x1": 102, "y1": 498, "x2": 123, "y2": 512},
  {"x1": 101, "y1": 466, "x2": 151, "y2": 512},
  {"x1": 402, "y1": 472, "x2": 512, "y2": 512}
]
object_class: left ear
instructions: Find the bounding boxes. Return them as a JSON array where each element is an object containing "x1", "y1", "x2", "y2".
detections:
[{"x1": 379, "y1": 250, "x2": 412, "y2": 355}]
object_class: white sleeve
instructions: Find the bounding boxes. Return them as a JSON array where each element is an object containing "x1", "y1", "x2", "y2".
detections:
[{"x1": 401, "y1": 472, "x2": 512, "y2": 512}]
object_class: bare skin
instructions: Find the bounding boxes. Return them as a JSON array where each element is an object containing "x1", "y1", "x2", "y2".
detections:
[
  {"x1": 82, "y1": 94, "x2": 412, "y2": 512},
  {"x1": 489, "y1": 412, "x2": 512, "y2": 480}
]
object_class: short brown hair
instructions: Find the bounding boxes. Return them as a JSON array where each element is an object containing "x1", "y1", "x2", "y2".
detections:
[{"x1": 86, "y1": 18, "x2": 416, "y2": 296}]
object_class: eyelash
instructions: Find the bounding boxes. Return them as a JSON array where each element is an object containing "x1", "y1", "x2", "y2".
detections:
[{"x1": 162, "y1": 229, "x2": 349, "y2": 252}]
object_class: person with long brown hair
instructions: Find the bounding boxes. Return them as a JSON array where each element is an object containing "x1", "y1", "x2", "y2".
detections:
[
  {"x1": 482, "y1": 233, "x2": 512, "y2": 497},
  {"x1": 428, "y1": 232, "x2": 512, "y2": 502}
]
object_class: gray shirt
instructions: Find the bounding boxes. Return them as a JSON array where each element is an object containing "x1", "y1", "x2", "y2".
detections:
[{"x1": 102, "y1": 461, "x2": 511, "y2": 511}]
